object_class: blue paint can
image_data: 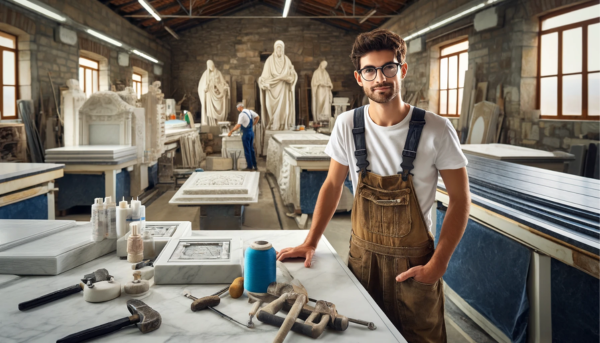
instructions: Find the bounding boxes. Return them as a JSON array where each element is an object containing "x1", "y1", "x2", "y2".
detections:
[{"x1": 244, "y1": 240, "x2": 276, "y2": 293}]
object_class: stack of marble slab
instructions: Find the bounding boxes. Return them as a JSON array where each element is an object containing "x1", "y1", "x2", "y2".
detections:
[
  {"x1": 266, "y1": 133, "x2": 330, "y2": 180},
  {"x1": 45, "y1": 145, "x2": 137, "y2": 164},
  {"x1": 279, "y1": 145, "x2": 353, "y2": 213},
  {"x1": 169, "y1": 171, "x2": 260, "y2": 205},
  {"x1": 116, "y1": 221, "x2": 192, "y2": 258},
  {"x1": 0, "y1": 220, "x2": 116, "y2": 275}
]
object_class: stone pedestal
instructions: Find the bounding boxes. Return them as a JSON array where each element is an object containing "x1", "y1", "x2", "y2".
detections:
[{"x1": 266, "y1": 133, "x2": 329, "y2": 180}]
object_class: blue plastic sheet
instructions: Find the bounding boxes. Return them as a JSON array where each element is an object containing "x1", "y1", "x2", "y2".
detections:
[{"x1": 436, "y1": 205, "x2": 530, "y2": 342}]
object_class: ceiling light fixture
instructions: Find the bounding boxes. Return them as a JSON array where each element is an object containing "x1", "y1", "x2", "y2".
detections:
[
  {"x1": 138, "y1": 0, "x2": 161, "y2": 21},
  {"x1": 359, "y1": 9, "x2": 377, "y2": 24},
  {"x1": 404, "y1": 2, "x2": 487, "y2": 41},
  {"x1": 133, "y1": 50, "x2": 159, "y2": 63},
  {"x1": 282, "y1": 0, "x2": 292, "y2": 18},
  {"x1": 13, "y1": 0, "x2": 67, "y2": 22},
  {"x1": 164, "y1": 26, "x2": 180, "y2": 40},
  {"x1": 87, "y1": 29, "x2": 123, "y2": 47}
]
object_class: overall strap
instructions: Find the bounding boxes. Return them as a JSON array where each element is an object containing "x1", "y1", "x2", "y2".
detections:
[
  {"x1": 399, "y1": 107, "x2": 426, "y2": 181},
  {"x1": 352, "y1": 106, "x2": 370, "y2": 176}
]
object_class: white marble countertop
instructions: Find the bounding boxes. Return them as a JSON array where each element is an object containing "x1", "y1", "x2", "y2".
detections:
[
  {"x1": 0, "y1": 163, "x2": 64, "y2": 183},
  {"x1": 0, "y1": 230, "x2": 405, "y2": 342}
]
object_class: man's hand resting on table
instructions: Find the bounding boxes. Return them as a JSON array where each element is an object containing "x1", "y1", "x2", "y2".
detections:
[{"x1": 276, "y1": 244, "x2": 316, "y2": 268}]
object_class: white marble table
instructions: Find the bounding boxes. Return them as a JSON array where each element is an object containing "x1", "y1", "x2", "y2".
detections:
[
  {"x1": 0, "y1": 163, "x2": 64, "y2": 220},
  {"x1": 0, "y1": 230, "x2": 405, "y2": 342},
  {"x1": 461, "y1": 144, "x2": 575, "y2": 172}
]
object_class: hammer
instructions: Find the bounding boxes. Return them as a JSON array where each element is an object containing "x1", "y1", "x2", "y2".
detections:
[{"x1": 56, "y1": 299, "x2": 161, "y2": 343}]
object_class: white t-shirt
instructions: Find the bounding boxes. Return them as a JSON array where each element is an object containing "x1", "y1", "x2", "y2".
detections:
[
  {"x1": 237, "y1": 110, "x2": 259, "y2": 128},
  {"x1": 324, "y1": 105, "x2": 468, "y2": 231}
]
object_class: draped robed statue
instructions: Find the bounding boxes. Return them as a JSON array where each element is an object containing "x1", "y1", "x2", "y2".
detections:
[
  {"x1": 258, "y1": 40, "x2": 298, "y2": 131},
  {"x1": 198, "y1": 60, "x2": 230, "y2": 126},
  {"x1": 311, "y1": 60, "x2": 333, "y2": 123}
]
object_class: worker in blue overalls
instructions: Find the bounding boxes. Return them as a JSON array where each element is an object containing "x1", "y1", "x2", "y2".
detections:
[{"x1": 228, "y1": 103, "x2": 259, "y2": 171}]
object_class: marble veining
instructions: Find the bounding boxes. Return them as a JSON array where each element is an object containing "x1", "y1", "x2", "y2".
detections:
[
  {"x1": 0, "y1": 220, "x2": 76, "y2": 252},
  {"x1": 0, "y1": 222, "x2": 116, "y2": 275},
  {"x1": 0, "y1": 229, "x2": 405, "y2": 342}
]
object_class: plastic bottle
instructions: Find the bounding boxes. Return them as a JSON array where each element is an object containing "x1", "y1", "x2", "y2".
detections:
[
  {"x1": 139, "y1": 204, "x2": 146, "y2": 232},
  {"x1": 104, "y1": 196, "x2": 117, "y2": 239},
  {"x1": 116, "y1": 197, "x2": 130, "y2": 238},
  {"x1": 127, "y1": 223, "x2": 144, "y2": 263},
  {"x1": 143, "y1": 231, "x2": 155, "y2": 259},
  {"x1": 91, "y1": 198, "x2": 106, "y2": 242},
  {"x1": 130, "y1": 197, "x2": 141, "y2": 226}
]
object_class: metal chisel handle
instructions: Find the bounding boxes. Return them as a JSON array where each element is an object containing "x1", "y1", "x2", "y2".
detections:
[{"x1": 19, "y1": 284, "x2": 83, "y2": 311}]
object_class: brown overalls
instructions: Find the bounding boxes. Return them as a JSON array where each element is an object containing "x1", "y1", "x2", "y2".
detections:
[{"x1": 347, "y1": 106, "x2": 446, "y2": 342}]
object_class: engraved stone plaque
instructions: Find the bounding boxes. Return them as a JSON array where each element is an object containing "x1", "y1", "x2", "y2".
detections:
[
  {"x1": 170, "y1": 171, "x2": 260, "y2": 204},
  {"x1": 145, "y1": 225, "x2": 177, "y2": 238},
  {"x1": 169, "y1": 240, "x2": 230, "y2": 261}
]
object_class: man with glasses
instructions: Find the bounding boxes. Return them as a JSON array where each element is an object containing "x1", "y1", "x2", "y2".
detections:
[{"x1": 276, "y1": 29, "x2": 470, "y2": 342}]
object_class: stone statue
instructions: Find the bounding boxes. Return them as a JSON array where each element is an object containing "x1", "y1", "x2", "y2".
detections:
[
  {"x1": 311, "y1": 61, "x2": 333, "y2": 123},
  {"x1": 61, "y1": 79, "x2": 86, "y2": 147},
  {"x1": 198, "y1": 60, "x2": 230, "y2": 126},
  {"x1": 117, "y1": 87, "x2": 138, "y2": 106},
  {"x1": 258, "y1": 40, "x2": 298, "y2": 131}
]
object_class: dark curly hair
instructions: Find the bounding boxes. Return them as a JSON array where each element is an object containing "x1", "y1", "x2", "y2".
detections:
[{"x1": 350, "y1": 29, "x2": 407, "y2": 70}]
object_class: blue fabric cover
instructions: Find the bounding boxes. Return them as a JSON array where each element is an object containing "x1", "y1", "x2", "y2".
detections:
[
  {"x1": 299, "y1": 171, "x2": 353, "y2": 214},
  {"x1": 0, "y1": 194, "x2": 48, "y2": 219},
  {"x1": 436, "y1": 206, "x2": 530, "y2": 343},
  {"x1": 56, "y1": 169, "x2": 130, "y2": 210},
  {"x1": 551, "y1": 258, "x2": 599, "y2": 343}
]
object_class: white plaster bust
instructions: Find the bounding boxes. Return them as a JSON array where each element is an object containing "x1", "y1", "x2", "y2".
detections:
[
  {"x1": 198, "y1": 60, "x2": 230, "y2": 126},
  {"x1": 311, "y1": 60, "x2": 333, "y2": 123},
  {"x1": 258, "y1": 40, "x2": 298, "y2": 131}
]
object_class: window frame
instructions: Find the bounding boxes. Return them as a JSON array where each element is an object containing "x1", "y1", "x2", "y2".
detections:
[
  {"x1": 133, "y1": 72, "x2": 143, "y2": 99},
  {"x1": 537, "y1": 1, "x2": 600, "y2": 120},
  {"x1": 438, "y1": 39, "x2": 468, "y2": 118},
  {"x1": 0, "y1": 30, "x2": 18, "y2": 120},
  {"x1": 79, "y1": 56, "x2": 100, "y2": 97}
]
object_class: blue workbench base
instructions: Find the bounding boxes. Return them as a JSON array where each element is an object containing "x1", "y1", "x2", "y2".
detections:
[
  {"x1": 56, "y1": 169, "x2": 131, "y2": 211},
  {"x1": 299, "y1": 171, "x2": 353, "y2": 214},
  {"x1": 0, "y1": 194, "x2": 47, "y2": 219}
]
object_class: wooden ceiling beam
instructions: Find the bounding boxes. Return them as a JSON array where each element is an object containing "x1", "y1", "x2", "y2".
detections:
[{"x1": 148, "y1": 0, "x2": 243, "y2": 32}]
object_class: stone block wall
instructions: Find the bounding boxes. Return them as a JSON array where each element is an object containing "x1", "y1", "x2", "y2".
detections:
[
  {"x1": 381, "y1": 0, "x2": 599, "y2": 152},
  {"x1": 165, "y1": 4, "x2": 361, "y2": 124},
  {"x1": 0, "y1": 0, "x2": 171, "y2": 130}
]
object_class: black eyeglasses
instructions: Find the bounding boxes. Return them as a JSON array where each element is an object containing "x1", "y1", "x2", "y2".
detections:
[{"x1": 357, "y1": 62, "x2": 402, "y2": 81}]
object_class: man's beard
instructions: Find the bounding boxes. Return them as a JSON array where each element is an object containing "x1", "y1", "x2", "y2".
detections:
[{"x1": 364, "y1": 82, "x2": 399, "y2": 104}]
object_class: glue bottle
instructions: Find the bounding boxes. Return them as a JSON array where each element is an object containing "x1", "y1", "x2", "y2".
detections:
[
  {"x1": 127, "y1": 222, "x2": 144, "y2": 263},
  {"x1": 116, "y1": 197, "x2": 129, "y2": 238},
  {"x1": 104, "y1": 196, "x2": 117, "y2": 239},
  {"x1": 139, "y1": 203, "x2": 146, "y2": 232},
  {"x1": 130, "y1": 197, "x2": 141, "y2": 226},
  {"x1": 91, "y1": 198, "x2": 106, "y2": 242}
]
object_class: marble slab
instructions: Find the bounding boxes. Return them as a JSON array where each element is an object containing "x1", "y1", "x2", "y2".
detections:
[
  {"x1": 0, "y1": 222, "x2": 116, "y2": 275},
  {"x1": 0, "y1": 230, "x2": 405, "y2": 342},
  {"x1": 0, "y1": 163, "x2": 64, "y2": 183},
  {"x1": 266, "y1": 133, "x2": 329, "y2": 179},
  {"x1": 0, "y1": 220, "x2": 76, "y2": 252},
  {"x1": 169, "y1": 171, "x2": 260, "y2": 205},
  {"x1": 0, "y1": 274, "x2": 20, "y2": 287},
  {"x1": 462, "y1": 143, "x2": 575, "y2": 162},
  {"x1": 116, "y1": 221, "x2": 192, "y2": 258},
  {"x1": 284, "y1": 144, "x2": 330, "y2": 161},
  {"x1": 165, "y1": 120, "x2": 187, "y2": 129},
  {"x1": 221, "y1": 135, "x2": 243, "y2": 159},
  {"x1": 154, "y1": 236, "x2": 244, "y2": 284},
  {"x1": 45, "y1": 146, "x2": 137, "y2": 163}
]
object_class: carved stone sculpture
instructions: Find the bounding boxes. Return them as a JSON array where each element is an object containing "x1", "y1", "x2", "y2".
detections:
[
  {"x1": 141, "y1": 81, "x2": 167, "y2": 163},
  {"x1": 62, "y1": 79, "x2": 86, "y2": 147},
  {"x1": 198, "y1": 60, "x2": 230, "y2": 126},
  {"x1": 117, "y1": 87, "x2": 138, "y2": 106},
  {"x1": 258, "y1": 40, "x2": 298, "y2": 131},
  {"x1": 78, "y1": 91, "x2": 133, "y2": 146},
  {"x1": 311, "y1": 61, "x2": 333, "y2": 123}
]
